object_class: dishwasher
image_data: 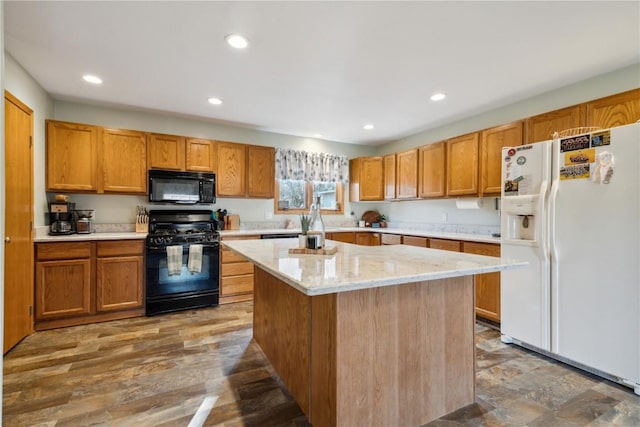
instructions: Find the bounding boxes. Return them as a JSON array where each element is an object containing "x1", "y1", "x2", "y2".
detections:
[{"x1": 260, "y1": 233, "x2": 298, "y2": 239}]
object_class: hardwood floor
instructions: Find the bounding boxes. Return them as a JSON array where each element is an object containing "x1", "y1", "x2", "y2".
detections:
[{"x1": 3, "y1": 301, "x2": 640, "y2": 426}]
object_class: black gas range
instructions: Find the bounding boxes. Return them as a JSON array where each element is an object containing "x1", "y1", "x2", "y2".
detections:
[{"x1": 145, "y1": 210, "x2": 220, "y2": 316}]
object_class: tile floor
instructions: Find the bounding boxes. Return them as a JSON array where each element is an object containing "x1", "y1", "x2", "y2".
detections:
[{"x1": 3, "y1": 301, "x2": 639, "y2": 426}]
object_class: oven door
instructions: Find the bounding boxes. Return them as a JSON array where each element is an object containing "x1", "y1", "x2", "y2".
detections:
[{"x1": 146, "y1": 242, "x2": 219, "y2": 315}]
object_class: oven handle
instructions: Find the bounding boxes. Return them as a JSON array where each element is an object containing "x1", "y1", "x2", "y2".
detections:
[{"x1": 146, "y1": 243, "x2": 219, "y2": 252}]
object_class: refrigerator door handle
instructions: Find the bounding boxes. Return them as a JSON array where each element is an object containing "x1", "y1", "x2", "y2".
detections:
[{"x1": 548, "y1": 152, "x2": 560, "y2": 352}]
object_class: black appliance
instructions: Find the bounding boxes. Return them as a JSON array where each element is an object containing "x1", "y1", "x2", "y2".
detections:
[
  {"x1": 148, "y1": 170, "x2": 216, "y2": 204},
  {"x1": 145, "y1": 210, "x2": 219, "y2": 316},
  {"x1": 48, "y1": 202, "x2": 76, "y2": 235}
]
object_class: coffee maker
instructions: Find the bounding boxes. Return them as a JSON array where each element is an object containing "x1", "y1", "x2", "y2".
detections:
[{"x1": 48, "y1": 202, "x2": 75, "y2": 235}]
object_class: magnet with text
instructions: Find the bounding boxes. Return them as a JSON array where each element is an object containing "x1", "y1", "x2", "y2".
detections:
[
  {"x1": 560, "y1": 164, "x2": 590, "y2": 180},
  {"x1": 560, "y1": 134, "x2": 590, "y2": 153},
  {"x1": 591, "y1": 130, "x2": 611, "y2": 147},
  {"x1": 564, "y1": 148, "x2": 595, "y2": 165}
]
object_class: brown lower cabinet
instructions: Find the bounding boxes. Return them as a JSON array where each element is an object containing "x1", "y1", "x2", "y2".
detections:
[
  {"x1": 356, "y1": 232, "x2": 380, "y2": 246},
  {"x1": 35, "y1": 240, "x2": 144, "y2": 330},
  {"x1": 220, "y1": 235, "x2": 259, "y2": 304},
  {"x1": 398, "y1": 235, "x2": 501, "y2": 323},
  {"x1": 402, "y1": 235, "x2": 428, "y2": 247},
  {"x1": 463, "y1": 242, "x2": 501, "y2": 323}
]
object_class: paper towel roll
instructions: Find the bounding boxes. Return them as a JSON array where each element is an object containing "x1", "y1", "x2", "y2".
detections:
[{"x1": 455, "y1": 197, "x2": 483, "y2": 209}]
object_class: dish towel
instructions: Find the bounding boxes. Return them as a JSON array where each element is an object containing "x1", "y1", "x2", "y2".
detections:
[
  {"x1": 166, "y1": 245, "x2": 183, "y2": 276},
  {"x1": 188, "y1": 244, "x2": 203, "y2": 274}
]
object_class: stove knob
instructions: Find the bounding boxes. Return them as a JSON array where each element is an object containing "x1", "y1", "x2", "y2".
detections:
[{"x1": 152, "y1": 237, "x2": 165, "y2": 246}]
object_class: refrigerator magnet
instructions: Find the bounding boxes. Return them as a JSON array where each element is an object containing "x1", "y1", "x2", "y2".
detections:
[
  {"x1": 591, "y1": 130, "x2": 611, "y2": 147},
  {"x1": 560, "y1": 164, "x2": 590, "y2": 180},
  {"x1": 591, "y1": 151, "x2": 614, "y2": 184},
  {"x1": 564, "y1": 148, "x2": 595, "y2": 166},
  {"x1": 560, "y1": 135, "x2": 590, "y2": 152}
]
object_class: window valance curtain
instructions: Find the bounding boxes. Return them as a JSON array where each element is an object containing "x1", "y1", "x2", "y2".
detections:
[{"x1": 275, "y1": 148, "x2": 349, "y2": 183}]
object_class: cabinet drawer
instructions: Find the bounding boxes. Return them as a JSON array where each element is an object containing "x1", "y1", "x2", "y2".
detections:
[
  {"x1": 221, "y1": 248, "x2": 249, "y2": 264},
  {"x1": 429, "y1": 239, "x2": 461, "y2": 252},
  {"x1": 330, "y1": 232, "x2": 355, "y2": 243},
  {"x1": 36, "y1": 242, "x2": 92, "y2": 260},
  {"x1": 221, "y1": 261, "x2": 254, "y2": 277},
  {"x1": 97, "y1": 240, "x2": 144, "y2": 257},
  {"x1": 463, "y1": 242, "x2": 500, "y2": 257},
  {"x1": 221, "y1": 275, "x2": 254, "y2": 296},
  {"x1": 402, "y1": 235, "x2": 428, "y2": 247},
  {"x1": 381, "y1": 234, "x2": 402, "y2": 245}
]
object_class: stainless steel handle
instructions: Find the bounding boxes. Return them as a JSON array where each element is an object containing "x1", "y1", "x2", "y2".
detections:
[{"x1": 4, "y1": 237, "x2": 11, "y2": 243}]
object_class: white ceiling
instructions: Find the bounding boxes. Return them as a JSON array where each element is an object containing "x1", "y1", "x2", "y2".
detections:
[{"x1": 4, "y1": 1, "x2": 640, "y2": 145}]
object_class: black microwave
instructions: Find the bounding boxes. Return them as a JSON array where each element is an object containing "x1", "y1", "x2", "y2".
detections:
[{"x1": 148, "y1": 170, "x2": 216, "y2": 204}]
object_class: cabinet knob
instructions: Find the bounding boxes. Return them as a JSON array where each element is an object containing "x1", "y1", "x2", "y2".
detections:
[{"x1": 4, "y1": 237, "x2": 11, "y2": 243}]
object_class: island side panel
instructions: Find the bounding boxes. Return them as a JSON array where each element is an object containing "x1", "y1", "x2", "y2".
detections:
[
  {"x1": 310, "y1": 294, "x2": 338, "y2": 427},
  {"x1": 253, "y1": 267, "x2": 311, "y2": 415},
  {"x1": 311, "y1": 276, "x2": 475, "y2": 426}
]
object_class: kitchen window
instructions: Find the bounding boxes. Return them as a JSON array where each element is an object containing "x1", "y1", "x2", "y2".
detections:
[
  {"x1": 274, "y1": 148, "x2": 348, "y2": 215},
  {"x1": 275, "y1": 179, "x2": 344, "y2": 214}
]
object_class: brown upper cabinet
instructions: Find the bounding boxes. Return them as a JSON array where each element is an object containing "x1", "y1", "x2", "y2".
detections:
[
  {"x1": 525, "y1": 105, "x2": 585, "y2": 144},
  {"x1": 349, "y1": 156, "x2": 384, "y2": 201},
  {"x1": 446, "y1": 132, "x2": 479, "y2": 196},
  {"x1": 395, "y1": 149, "x2": 418, "y2": 199},
  {"x1": 148, "y1": 133, "x2": 216, "y2": 172},
  {"x1": 585, "y1": 88, "x2": 640, "y2": 129},
  {"x1": 101, "y1": 128, "x2": 147, "y2": 194},
  {"x1": 46, "y1": 120, "x2": 99, "y2": 192},
  {"x1": 247, "y1": 144, "x2": 275, "y2": 198},
  {"x1": 480, "y1": 121, "x2": 523, "y2": 195},
  {"x1": 418, "y1": 141, "x2": 446, "y2": 198},
  {"x1": 46, "y1": 120, "x2": 146, "y2": 194},
  {"x1": 217, "y1": 141, "x2": 247, "y2": 197},
  {"x1": 217, "y1": 140, "x2": 274, "y2": 198},
  {"x1": 383, "y1": 154, "x2": 396, "y2": 200},
  {"x1": 186, "y1": 138, "x2": 217, "y2": 172},
  {"x1": 147, "y1": 133, "x2": 184, "y2": 171}
]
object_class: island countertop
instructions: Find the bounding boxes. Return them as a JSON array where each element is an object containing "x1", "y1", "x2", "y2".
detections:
[{"x1": 223, "y1": 238, "x2": 527, "y2": 296}]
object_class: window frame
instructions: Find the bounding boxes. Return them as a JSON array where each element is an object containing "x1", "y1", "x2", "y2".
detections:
[{"x1": 274, "y1": 179, "x2": 344, "y2": 215}]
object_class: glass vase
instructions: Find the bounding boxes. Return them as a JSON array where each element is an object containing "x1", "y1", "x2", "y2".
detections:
[{"x1": 309, "y1": 196, "x2": 325, "y2": 248}]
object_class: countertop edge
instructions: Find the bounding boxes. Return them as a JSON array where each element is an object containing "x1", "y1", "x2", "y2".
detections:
[
  {"x1": 219, "y1": 227, "x2": 500, "y2": 244},
  {"x1": 222, "y1": 240, "x2": 527, "y2": 296},
  {"x1": 34, "y1": 232, "x2": 147, "y2": 242}
]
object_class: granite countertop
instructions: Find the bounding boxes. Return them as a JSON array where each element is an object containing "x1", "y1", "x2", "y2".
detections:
[
  {"x1": 223, "y1": 238, "x2": 525, "y2": 296},
  {"x1": 34, "y1": 232, "x2": 147, "y2": 243},
  {"x1": 219, "y1": 227, "x2": 500, "y2": 244}
]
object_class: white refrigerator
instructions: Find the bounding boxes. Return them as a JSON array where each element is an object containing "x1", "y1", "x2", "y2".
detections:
[{"x1": 500, "y1": 122, "x2": 640, "y2": 394}]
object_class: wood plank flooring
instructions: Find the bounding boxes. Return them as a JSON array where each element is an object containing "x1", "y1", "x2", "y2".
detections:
[{"x1": 3, "y1": 301, "x2": 640, "y2": 426}]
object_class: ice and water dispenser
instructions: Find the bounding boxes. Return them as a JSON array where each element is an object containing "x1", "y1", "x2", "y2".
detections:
[{"x1": 502, "y1": 195, "x2": 538, "y2": 242}]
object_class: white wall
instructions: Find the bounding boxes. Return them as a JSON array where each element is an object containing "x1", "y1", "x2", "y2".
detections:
[
  {"x1": 371, "y1": 64, "x2": 640, "y2": 227},
  {"x1": 51, "y1": 101, "x2": 376, "y2": 225},
  {"x1": 378, "y1": 64, "x2": 640, "y2": 155},
  {"x1": 4, "y1": 54, "x2": 54, "y2": 226}
]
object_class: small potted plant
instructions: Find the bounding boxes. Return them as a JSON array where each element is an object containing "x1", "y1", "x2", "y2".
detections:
[
  {"x1": 299, "y1": 214, "x2": 311, "y2": 248},
  {"x1": 378, "y1": 214, "x2": 388, "y2": 228}
]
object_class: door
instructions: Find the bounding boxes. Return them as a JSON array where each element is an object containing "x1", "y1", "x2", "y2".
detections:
[
  {"x1": 550, "y1": 124, "x2": 640, "y2": 383},
  {"x1": 500, "y1": 140, "x2": 551, "y2": 350},
  {"x1": 4, "y1": 91, "x2": 34, "y2": 352}
]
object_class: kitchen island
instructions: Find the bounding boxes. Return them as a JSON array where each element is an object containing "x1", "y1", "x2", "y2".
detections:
[{"x1": 223, "y1": 238, "x2": 526, "y2": 426}]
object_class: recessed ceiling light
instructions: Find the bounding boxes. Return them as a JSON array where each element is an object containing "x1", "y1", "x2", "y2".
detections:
[
  {"x1": 363, "y1": 124, "x2": 374, "y2": 130},
  {"x1": 313, "y1": 133, "x2": 323, "y2": 138},
  {"x1": 82, "y1": 74, "x2": 103, "y2": 85},
  {"x1": 225, "y1": 34, "x2": 249, "y2": 49},
  {"x1": 430, "y1": 92, "x2": 446, "y2": 101},
  {"x1": 208, "y1": 97, "x2": 223, "y2": 105}
]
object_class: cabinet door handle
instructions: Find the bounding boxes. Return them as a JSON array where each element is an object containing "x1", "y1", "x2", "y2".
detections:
[{"x1": 4, "y1": 237, "x2": 11, "y2": 243}]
